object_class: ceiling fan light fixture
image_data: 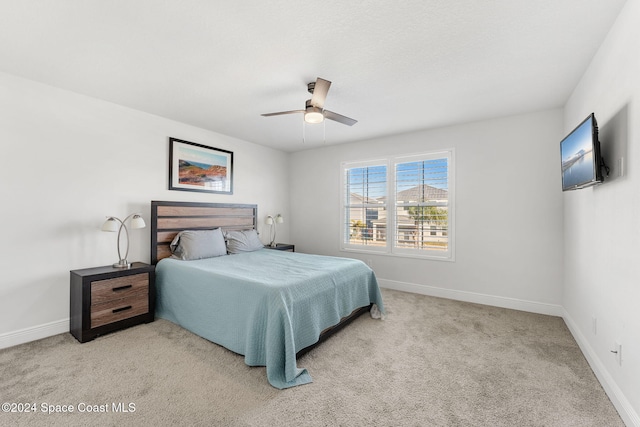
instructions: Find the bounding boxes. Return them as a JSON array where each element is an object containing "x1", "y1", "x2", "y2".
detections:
[
  {"x1": 304, "y1": 107, "x2": 324, "y2": 124},
  {"x1": 262, "y1": 77, "x2": 356, "y2": 128}
]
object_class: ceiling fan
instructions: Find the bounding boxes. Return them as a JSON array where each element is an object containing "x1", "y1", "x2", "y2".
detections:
[{"x1": 261, "y1": 77, "x2": 357, "y2": 126}]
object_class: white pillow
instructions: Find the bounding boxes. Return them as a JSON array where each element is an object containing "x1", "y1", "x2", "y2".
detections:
[
  {"x1": 170, "y1": 228, "x2": 227, "y2": 260},
  {"x1": 224, "y1": 229, "x2": 264, "y2": 254}
]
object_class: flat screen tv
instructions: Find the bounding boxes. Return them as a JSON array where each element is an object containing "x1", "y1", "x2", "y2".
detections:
[{"x1": 560, "y1": 113, "x2": 604, "y2": 191}]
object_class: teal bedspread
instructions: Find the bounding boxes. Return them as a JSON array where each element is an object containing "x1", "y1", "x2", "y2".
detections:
[{"x1": 155, "y1": 249, "x2": 384, "y2": 389}]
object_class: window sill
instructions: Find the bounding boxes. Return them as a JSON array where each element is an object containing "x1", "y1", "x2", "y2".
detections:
[{"x1": 340, "y1": 247, "x2": 455, "y2": 262}]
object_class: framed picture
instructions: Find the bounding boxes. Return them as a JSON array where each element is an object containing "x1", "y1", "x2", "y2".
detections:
[{"x1": 169, "y1": 138, "x2": 233, "y2": 194}]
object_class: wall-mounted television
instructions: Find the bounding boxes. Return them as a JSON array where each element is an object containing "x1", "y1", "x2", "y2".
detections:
[{"x1": 560, "y1": 113, "x2": 605, "y2": 191}]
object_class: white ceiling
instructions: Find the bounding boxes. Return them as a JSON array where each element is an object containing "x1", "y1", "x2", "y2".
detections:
[{"x1": 0, "y1": 0, "x2": 627, "y2": 152}]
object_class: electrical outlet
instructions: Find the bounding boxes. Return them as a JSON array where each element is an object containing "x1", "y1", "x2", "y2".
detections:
[
  {"x1": 618, "y1": 157, "x2": 625, "y2": 178},
  {"x1": 612, "y1": 342, "x2": 622, "y2": 366}
]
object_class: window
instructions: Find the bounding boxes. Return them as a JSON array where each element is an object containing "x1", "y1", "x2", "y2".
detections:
[
  {"x1": 342, "y1": 161, "x2": 388, "y2": 251},
  {"x1": 393, "y1": 153, "x2": 452, "y2": 258},
  {"x1": 341, "y1": 150, "x2": 454, "y2": 260}
]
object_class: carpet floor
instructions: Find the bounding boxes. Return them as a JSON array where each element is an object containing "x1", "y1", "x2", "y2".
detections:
[{"x1": 0, "y1": 288, "x2": 624, "y2": 426}]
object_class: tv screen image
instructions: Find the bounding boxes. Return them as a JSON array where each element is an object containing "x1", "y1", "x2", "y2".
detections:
[{"x1": 561, "y1": 113, "x2": 603, "y2": 191}]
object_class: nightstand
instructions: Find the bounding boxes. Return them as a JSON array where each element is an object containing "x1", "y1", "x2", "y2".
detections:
[
  {"x1": 70, "y1": 262, "x2": 155, "y2": 343},
  {"x1": 264, "y1": 243, "x2": 295, "y2": 252}
]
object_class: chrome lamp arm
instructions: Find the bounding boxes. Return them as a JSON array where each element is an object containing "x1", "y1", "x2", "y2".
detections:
[
  {"x1": 265, "y1": 214, "x2": 284, "y2": 248},
  {"x1": 102, "y1": 213, "x2": 146, "y2": 268}
]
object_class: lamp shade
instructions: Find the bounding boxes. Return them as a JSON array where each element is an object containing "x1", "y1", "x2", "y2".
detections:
[
  {"x1": 275, "y1": 214, "x2": 284, "y2": 224},
  {"x1": 265, "y1": 216, "x2": 274, "y2": 225},
  {"x1": 131, "y1": 215, "x2": 146, "y2": 229},
  {"x1": 101, "y1": 217, "x2": 119, "y2": 232}
]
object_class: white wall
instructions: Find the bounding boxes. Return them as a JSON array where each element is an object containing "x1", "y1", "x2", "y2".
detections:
[
  {"x1": 0, "y1": 71, "x2": 290, "y2": 345},
  {"x1": 290, "y1": 109, "x2": 564, "y2": 314},
  {"x1": 563, "y1": 0, "x2": 640, "y2": 424}
]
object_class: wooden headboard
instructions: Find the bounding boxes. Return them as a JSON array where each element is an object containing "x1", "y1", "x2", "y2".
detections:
[{"x1": 151, "y1": 201, "x2": 258, "y2": 264}]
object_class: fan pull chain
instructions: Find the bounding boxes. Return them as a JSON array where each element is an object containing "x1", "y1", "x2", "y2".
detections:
[
  {"x1": 301, "y1": 116, "x2": 326, "y2": 144},
  {"x1": 323, "y1": 118, "x2": 327, "y2": 144}
]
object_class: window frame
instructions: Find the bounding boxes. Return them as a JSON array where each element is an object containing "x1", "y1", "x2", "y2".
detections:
[{"x1": 340, "y1": 149, "x2": 455, "y2": 262}]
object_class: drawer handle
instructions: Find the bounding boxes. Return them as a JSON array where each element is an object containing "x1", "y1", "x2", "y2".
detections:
[
  {"x1": 112, "y1": 284, "x2": 133, "y2": 292},
  {"x1": 112, "y1": 305, "x2": 132, "y2": 314}
]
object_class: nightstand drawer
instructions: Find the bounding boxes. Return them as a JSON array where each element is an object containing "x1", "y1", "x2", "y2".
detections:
[
  {"x1": 91, "y1": 292, "x2": 149, "y2": 328},
  {"x1": 91, "y1": 273, "x2": 149, "y2": 305}
]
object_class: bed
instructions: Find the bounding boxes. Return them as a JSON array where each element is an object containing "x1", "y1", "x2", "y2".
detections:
[{"x1": 151, "y1": 201, "x2": 384, "y2": 389}]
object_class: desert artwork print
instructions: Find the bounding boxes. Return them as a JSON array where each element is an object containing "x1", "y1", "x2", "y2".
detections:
[
  {"x1": 179, "y1": 152, "x2": 226, "y2": 187},
  {"x1": 169, "y1": 138, "x2": 233, "y2": 194}
]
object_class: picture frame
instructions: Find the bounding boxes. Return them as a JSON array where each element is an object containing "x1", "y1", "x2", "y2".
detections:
[{"x1": 169, "y1": 137, "x2": 233, "y2": 194}]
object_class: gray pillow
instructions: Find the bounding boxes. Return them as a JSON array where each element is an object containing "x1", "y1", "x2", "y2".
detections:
[
  {"x1": 170, "y1": 228, "x2": 227, "y2": 260},
  {"x1": 224, "y1": 229, "x2": 264, "y2": 254}
]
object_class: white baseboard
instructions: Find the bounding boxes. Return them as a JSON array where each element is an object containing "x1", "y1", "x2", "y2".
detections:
[
  {"x1": 378, "y1": 278, "x2": 564, "y2": 316},
  {"x1": 0, "y1": 318, "x2": 69, "y2": 350},
  {"x1": 562, "y1": 310, "x2": 640, "y2": 427}
]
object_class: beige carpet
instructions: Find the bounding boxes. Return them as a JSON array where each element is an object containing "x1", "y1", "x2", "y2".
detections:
[{"x1": 0, "y1": 289, "x2": 623, "y2": 426}]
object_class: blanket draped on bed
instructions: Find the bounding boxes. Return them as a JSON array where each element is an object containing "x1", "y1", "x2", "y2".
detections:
[{"x1": 155, "y1": 249, "x2": 385, "y2": 389}]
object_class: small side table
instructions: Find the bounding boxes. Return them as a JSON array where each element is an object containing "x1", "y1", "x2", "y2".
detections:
[{"x1": 264, "y1": 243, "x2": 295, "y2": 252}]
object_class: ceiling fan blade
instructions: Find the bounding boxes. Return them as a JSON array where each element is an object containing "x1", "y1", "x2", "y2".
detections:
[
  {"x1": 324, "y1": 110, "x2": 358, "y2": 126},
  {"x1": 261, "y1": 110, "x2": 304, "y2": 117},
  {"x1": 310, "y1": 77, "x2": 331, "y2": 109}
]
